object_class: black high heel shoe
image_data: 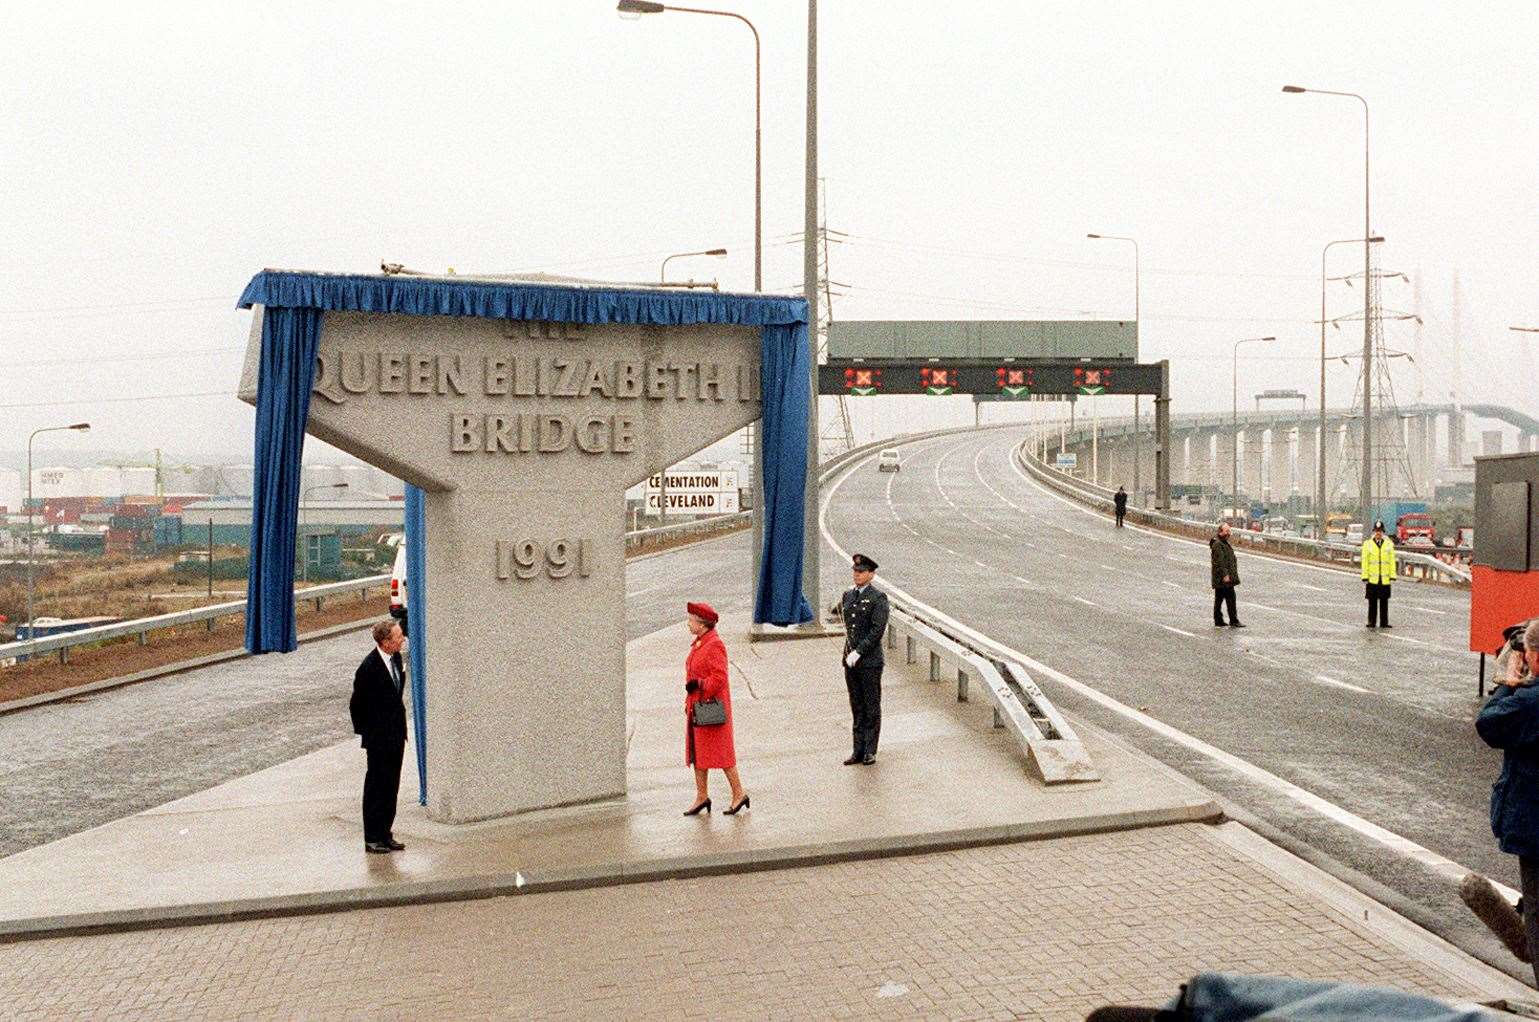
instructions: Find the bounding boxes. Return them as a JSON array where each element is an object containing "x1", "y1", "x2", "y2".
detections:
[
  {"x1": 723, "y1": 794, "x2": 750, "y2": 816},
  {"x1": 683, "y1": 798, "x2": 712, "y2": 816}
]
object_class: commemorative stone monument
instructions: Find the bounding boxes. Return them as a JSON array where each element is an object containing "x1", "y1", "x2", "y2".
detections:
[{"x1": 238, "y1": 271, "x2": 808, "y2": 822}]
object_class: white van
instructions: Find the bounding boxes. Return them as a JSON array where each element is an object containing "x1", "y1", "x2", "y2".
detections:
[
  {"x1": 389, "y1": 543, "x2": 408, "y2": 634},
  {"x1": 877, "y1": 449, "x2": 901, "y2": 472}
]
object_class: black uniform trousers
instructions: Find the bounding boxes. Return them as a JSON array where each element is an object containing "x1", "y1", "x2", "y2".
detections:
[
  {"x1": 1366, "y1": 583, "x2": 1391, "y2": 627},
  {"x1": 362, "y1": 739, "x2": 404, "y2": 843},
  {"x1": 845, "y1": 660, "x2": 884, "y2": 758},
  {"x1": 1213, "y1": 586, "x2": 1238, "y2": 625}
]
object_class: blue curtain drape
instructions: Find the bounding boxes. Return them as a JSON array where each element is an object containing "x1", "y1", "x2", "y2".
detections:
[
  {"x1": 755, "y1": 322, "x2": 816, "y2": 625},
  {"x1": 245, "y1": 306, "x2": 322, "y2": 653},
  {"x1": 404, "y1": 484, "x2": 428, "y2": 804}
]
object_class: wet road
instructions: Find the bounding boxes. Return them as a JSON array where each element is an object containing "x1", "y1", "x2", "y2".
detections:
[{"x1": 819, "y1": 427, "x2": 1515, "y2": 974}]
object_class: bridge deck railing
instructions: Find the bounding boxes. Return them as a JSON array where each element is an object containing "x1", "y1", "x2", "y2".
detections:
[{"x1": 1017, "y1": 441, "x2": 1471, "y2": 587}]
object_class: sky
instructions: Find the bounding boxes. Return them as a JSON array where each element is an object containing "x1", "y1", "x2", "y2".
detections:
[{"x1": 2, "y1": 0, "x2": 1536, "y2": 471}]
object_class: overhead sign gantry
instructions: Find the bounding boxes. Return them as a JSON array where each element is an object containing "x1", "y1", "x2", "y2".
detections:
[{"x1": 820, "y1": 320, "x2": 1172, "y2": 508}]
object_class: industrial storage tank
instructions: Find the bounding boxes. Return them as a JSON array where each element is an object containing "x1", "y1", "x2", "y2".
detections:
[
  {"x1": 301, "y1": 464, "x2": 346, "y2": 496},
  {"x1": 162, "y1": 463, "x2": 216, "y2": 495},
  {"x1": 86, "y1": 466, "x2": 126, "y2": 498},
  {"x1": 220, "y1": 464, "x2": 255, "y2": 497},
  {"x1": 120, "y1": 467, "x2": 157, "y2": 497},
  {"x1": 32, "y1": 466, "x2": 85, "y2": 498}
]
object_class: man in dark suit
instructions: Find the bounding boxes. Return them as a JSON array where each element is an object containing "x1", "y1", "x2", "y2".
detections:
[
  {"x1": 1113, "y1": 486, "x2": 1128, "y2": 527},
  {"x1": 841, "y1": 553, "x2": 890, "y2": 766},
  {"x1": 350, "y1": 619, "x2": 407, "y2": 854}
]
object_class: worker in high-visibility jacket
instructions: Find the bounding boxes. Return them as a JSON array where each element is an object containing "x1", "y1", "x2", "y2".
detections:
[{"x1": 1360, "y1": 520, "x2": 1398, "y2": 628}]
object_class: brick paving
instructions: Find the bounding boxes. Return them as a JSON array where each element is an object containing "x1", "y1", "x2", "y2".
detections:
[{"x1": 0, "y1": 824, "x2": 1491, "y2": 1021}]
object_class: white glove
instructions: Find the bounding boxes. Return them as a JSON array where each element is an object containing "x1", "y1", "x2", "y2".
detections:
[{"x1": 845, "y1": 651, "x2": 860, "y2": 668}]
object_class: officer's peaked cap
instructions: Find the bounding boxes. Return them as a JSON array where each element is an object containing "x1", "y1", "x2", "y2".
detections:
[{"x1": 852, "y1": 553, "x2": 878, "y2": 572}]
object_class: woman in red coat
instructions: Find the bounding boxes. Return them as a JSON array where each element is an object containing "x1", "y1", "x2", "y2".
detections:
[{"x1": 683, "y1": 601, "x2": 749, "y2": 816}]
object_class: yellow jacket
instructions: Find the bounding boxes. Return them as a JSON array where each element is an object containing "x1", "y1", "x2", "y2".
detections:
[{"x1": 1361, "y1": 536, "x2": 1397, "y2": 584}]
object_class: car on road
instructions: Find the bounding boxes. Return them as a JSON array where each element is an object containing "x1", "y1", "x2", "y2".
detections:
[
  {"x1": 1345, "y1": 523, "x2": 1364, "y2": 545},
  {"x1": 389, "y1": 543, "x2": 408, "y2": 635},
  {"x1": 877, "y1": 449, "x2": 901, "y2": 472}
]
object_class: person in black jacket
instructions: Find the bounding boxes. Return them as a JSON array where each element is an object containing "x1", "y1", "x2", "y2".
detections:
[
  {"x1": 1113, "y1": 486, "x2": 1128, "y2": 528},
  {"x1": 1210, "y1": 524, "x2": 1244, "y2": 628},
  {"x1": 1466, "y1": 619, "x2": 1539, "y2": 978},
  {"x1": 841, "y1": 553, "x2": 890, "y2": 766},
  {"x1": 350, "y1": 619, "x2": 408, "y2": 854}
]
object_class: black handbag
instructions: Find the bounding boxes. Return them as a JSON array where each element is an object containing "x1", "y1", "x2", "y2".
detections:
[{"x1": 692, "y1": 694, "x2": 727, "y2": 727}]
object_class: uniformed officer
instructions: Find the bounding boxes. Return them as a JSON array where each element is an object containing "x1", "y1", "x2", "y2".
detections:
[
  {"x1": 1361, "y1": 520, "x2": 1397, "y2": 628},
  {"x1": 841, "y1": 553, "x2": 890, "y2": 766}
]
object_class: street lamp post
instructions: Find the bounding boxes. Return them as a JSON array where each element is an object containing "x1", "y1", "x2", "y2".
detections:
[
  {"x1": 660, "y1": 247, "x2": 728, "y2": 283},
  {"x1": 1285, "y1": 84, "x2": 1373, "y2": 524},
  {"x1": 618, "y1": 1, "x2": 760, "y2": 292},
  {"x1": 299, "y1": 482, "x2": 348, "y2": 583},
  {"x1": 1319, "y1": 236, "x2": 1384, "y2": 520},
  {"x1": 617, "y1": 0, "x2": 782, "y2": 616},
  {"x1": 1232, "y1": 338, "x2": 1276, "y2": 518},
  {"x1": 25, "y1": 422, "x2": 90, "y2": 646},
  {"x1": 1087, "y1": 233, "x2": 1139, "y2": 500}
]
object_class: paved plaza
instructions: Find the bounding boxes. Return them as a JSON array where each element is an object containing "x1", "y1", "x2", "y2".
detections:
[{"x1": 0, "y1": 822, "x2": 1520, "y2": 1020}]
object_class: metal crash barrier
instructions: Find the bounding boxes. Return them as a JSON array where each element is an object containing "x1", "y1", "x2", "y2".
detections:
[
  {"x1": 882, "y1": 588, "x2": 1098, "y2": 785},
  {"x1": 1016, "y1": 441, "x2": 1471, "y2": 587}
]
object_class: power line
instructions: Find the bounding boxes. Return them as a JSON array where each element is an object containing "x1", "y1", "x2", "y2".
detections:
[
  {"x1": 0, "y1": 390, "x2": 234, "y2": 410},
  {"x1": 8, "y1": 346, "x2": 244, "y2": 369}
]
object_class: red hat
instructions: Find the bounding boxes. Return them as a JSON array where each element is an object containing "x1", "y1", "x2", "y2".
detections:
[{"x1": 686, "y1": 601, "x2": 719, "y2": 625}]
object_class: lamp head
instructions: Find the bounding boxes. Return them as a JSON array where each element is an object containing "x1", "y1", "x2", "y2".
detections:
[
  {"x1": 706, "y1": 248, "x2": 727, "y2": 257},
  {"x1": 1368, "y1": 235, "x2": 1385, "y2": 243},
  {"x1": 1086, "y1": 233, "x2": 1101, "y2": 239},
  {"x1": 617, "y1": 0, "x2": 665, "y2": 17},
  {"x1": 69, "y1": 423, "x2": 90, "y2": 431},
  {"x1": 1281, "y1": 85, "x2": 1307, "y2": 94}
]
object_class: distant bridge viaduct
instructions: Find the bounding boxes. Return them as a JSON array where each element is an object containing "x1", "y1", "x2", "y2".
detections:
[{"x1": 1043, "y1": 402, "x2": 1539, "y2": 507}]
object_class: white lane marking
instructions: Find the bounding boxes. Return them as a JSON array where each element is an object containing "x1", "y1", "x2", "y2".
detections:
[
  {"x1": 1244, "y1": 602, "x2": 1278, "y2": 612},
  {"x1": 820, "y1": 448, "x2": 1517, "y2": 903},
  {"x1": 1073, "y1": 596, "x2": 1098, "y2": 607},
  {"x1": 1012, "y1": 575, "x2": 1032, "y2": 585},
  {"x1": 1159, "y1": 624, "x2": 1197, "y2": 638},
  {"x1": 1297, "y1": 583, "x2": 1330, "y2": 593},
  {"x1": 1162, "y1": 581, "x2": 1183, "y2": 590},
  {"x1": 1122, "y1": 545, "x2": 1137, "y2": 552},
  {"x1": 1409, "y1": 606, "x2": 1449, "y2": 616},
  {"x1": 974, "y1": 560, "x2": 989, "y2": 568},
  {"x1": 1314, "y1": 674, "x2": 1371, "y2": 694},
  {"x1": 1100, "y1": 564, "x2": 1118, "y2": 572}
]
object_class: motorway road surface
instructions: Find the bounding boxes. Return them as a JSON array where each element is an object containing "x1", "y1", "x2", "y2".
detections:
[
  {"x1": 821, "y1": 427, "x2": 1516, "y2": 975},
  {"x1": 0, "y1": 429, "x2": 1518, "y2": 977}
]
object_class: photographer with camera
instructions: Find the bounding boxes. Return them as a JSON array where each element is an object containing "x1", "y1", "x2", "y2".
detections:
[{"x1": 1463, "y1": 618, "x2": 1539, "y2": 976}]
